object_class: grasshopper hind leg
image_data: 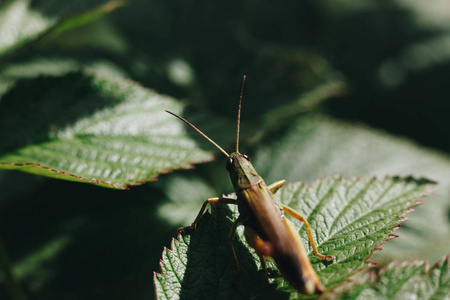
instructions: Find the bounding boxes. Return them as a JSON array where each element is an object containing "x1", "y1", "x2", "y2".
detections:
[
  {"x1": 267, "y1": 180, "x2": 335, "y2": 262},
  {"x1": 244, "y1": 226, "x2": 274, "y2": 285},
  {"x1": 281, "y1": 204, "x2": 335, "y2": 261}
]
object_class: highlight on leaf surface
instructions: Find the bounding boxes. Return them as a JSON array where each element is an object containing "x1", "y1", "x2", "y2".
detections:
[
  {"x1": 154, "y1": 176, "x2": 434, "y2": 299},
  {"x1": 0, "y1": 61, "x2": 216, "y2": 189},
  {"x1": 325, "y1": 255, "x2": 450, "y2": 299},
  {"x1": 252, "y1": 114, "x2": 450, "y2": 262},
  {"x1": 0, "y1": 0, "x2": 126, "y2": 56}
]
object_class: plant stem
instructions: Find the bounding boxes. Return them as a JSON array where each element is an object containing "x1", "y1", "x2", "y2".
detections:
[{"x1": 0, "y1": 235, "x2": 27, "y2": 300}]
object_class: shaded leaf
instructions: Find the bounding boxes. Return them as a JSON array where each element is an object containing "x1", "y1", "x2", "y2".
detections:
[
  {"x1": 154, "y1": 176, "x2": 434, "y2": 299},
  {"x1": 154, "y1": 206, "x2": 288, "y2": 300}
]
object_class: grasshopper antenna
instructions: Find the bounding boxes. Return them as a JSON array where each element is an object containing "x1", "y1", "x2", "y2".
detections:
[
  {"x1": 236, "y1": 75, "x2": 246, "y2": 153},
  {"x1": 165, "y1": 110, "x2": 230, "y2": 158}
]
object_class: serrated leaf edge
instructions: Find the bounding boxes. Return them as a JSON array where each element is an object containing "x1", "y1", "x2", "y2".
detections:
[
  {"x1": 0, "y1": 158, "x2": 214, "y2": 189},
  {"x1": 308, "y1": 174, "x2": 436, "y2": 294},
  {"x1": 322, "y1": 254, "x2": 450, "y2": 299},
  {"x1": 153, "y1": 237, "x2": 181, "y2": 300},
  {"x1": 153, "y1": 175, "x2": 435, "y2": 296}
]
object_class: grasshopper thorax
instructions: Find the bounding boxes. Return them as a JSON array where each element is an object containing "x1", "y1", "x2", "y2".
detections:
[{"x1": 226, "y1": 152, "x2": 262, "y2": 191}]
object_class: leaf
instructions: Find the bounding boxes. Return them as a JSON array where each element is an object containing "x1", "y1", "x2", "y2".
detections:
[
  {"x1": 0, "y1": 0, "x2": 125, "y2": 57},
  {"x1": 327, "y1": 255, "x2": 450, "y2": 300},
  {"x1": 0, "y1": 60, "x2": 215, "y2": 189},
  {"x1": 154, "y1": 176, "x2": 434, "y2": 299},
  {"x1": 154, "y1": 205, "x2": 289, "y2": 300},
  {"x1": 253, "y1": 115, "x2": 450, "y2": 261}
]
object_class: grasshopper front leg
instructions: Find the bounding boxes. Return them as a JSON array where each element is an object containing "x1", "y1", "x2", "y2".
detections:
[
  {"x1": 281, "y1": 204, "x2": 335, "y2": 261},
  {"x1": 177, "y1": 197, "x2": 237, "y2": 233},
  {"x1": 179, "y1": 196, "x2": 243, "y2": 285}
]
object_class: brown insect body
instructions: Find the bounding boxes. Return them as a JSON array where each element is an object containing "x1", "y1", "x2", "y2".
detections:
[{"x1": 228, "y1": 152, "x2": 324, "y2": 294}]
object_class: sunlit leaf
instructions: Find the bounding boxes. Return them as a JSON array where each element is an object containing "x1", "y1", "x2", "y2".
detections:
[
  {"x1": 328, "y1": 255, "x2": 450, "y2": 299},
  {"x1": 0, "y1": 0, "x2": 125, "y2": 57},
  {"x1": 154, "y1": 176, "x2": 433, "y2": 299},
  {"x1": 253, "y1": 115, "x2": 450, "y2": 261},
  {"x1": 0, "y1": 60, "x2": 214, "y2": 189}
]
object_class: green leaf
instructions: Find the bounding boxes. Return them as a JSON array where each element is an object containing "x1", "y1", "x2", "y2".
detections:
[
  {"x1": 154, "y1": 206, "x2": 288, "y2": 300},
  {"x1": 154, "y1": 176, "x2": 434, "y2": 299},
  {"x1": 0, "y1": 0, "x2": 125, "y2": 57},
  {"x1": 0, "y1": 60, "x2": 215, "y2": 189},
  {"x1": 329, "y1": 255, "x2": 450, "y2": 300},
  {"x1": 253, "y1": 115, "x2": 450, "y2": 262}
]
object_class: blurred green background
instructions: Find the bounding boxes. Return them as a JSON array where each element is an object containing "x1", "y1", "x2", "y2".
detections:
[{"x1": 0, "y1": 0, "x2": 449, "y2": 299}]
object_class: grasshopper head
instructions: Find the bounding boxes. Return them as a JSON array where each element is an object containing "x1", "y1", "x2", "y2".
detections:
[{"x1": 226, "y1": 152, "x2": 262, "y2": 191}]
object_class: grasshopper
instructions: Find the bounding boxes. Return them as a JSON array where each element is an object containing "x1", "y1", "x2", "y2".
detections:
[{"x1": 165, "y1": 76, "x2": 335, "y2": 294}]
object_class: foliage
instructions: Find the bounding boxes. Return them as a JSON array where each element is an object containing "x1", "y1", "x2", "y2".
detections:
[
  {"x1": 0, "y1": 0, "x2": 449, "y2": 299},
  {"x1": 326, "y1": 255, "x2": 450, "y2": 300},
  {"x1": 0, "y1": 59, "x2": 214, "y2": 189},
  {"x1": 154, "y1": 177, "x2": 434, "y2": 300}
]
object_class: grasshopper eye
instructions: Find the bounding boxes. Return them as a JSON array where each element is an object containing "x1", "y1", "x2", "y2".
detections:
[
  {"x1": 226, "y1": 157, "x2": 233, "y2": 171},
  {"x1": 241, "y1": 154, "x2": 251, "y2": 162}
]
